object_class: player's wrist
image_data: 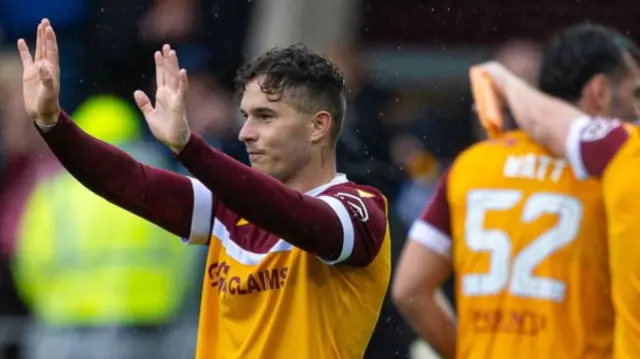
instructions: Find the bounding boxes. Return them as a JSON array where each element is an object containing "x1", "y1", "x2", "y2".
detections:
[
  {"x1": 34, "y1": 109, "x2": 61, "y2": 131},
  {"x1": 169, "y1": 130, "x2": 192, "y2": 154},
  {"x1": 35, "y1": 120, "x2": 56, "y2": 128},
  {"x1": 35, "y1": 117, "x2": 59, "y2": 132}
]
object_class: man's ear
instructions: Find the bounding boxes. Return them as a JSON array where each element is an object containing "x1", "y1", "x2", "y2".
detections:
[{"x1": 309, "y1": 111, "x2": 332, "y2": 144}]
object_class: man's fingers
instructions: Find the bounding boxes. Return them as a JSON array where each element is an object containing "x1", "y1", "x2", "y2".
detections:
[
  {"x1": 162, "y1": 44, "x2": 171, "y2": 59},
  {"x1": 155, "y1": 51, "x2": 165, "y2": 88},
  {"x1": 17, "y1": 39, "x2": 34, "y2": 68},
  {"x1": 41, "y1": 19, "x2": 50, "y2": 60},
  {"x1": 134, "y1": 90, "x2": 154, "y2": 116},
  {"x1": 178, "y1": 69, "x2": 189, "y2": 96},
  {"x1": 162, "y1": 46, "x2": 180, "y2": 91},
  {"x1": 45, "y1": 25, "x2": 59, "y2": 67},
  {"x1": 167, "y1": 48, "x2": 180, "y2": 74},
  {"x1": 166, "y1": 51, "x2": 181, "y2": 90},
  {"x1": 157, "y1": 44, "x2": 182, "y2": 90},
  {"x1": 478, "y1": 61, "x2": 510, "y2": 93},
  {"x1": 40, "y1": 19, "x2": 50, "y2": 61},
  {"x1": 34, "y1": 22, "x2": 42, "y2": 61}
]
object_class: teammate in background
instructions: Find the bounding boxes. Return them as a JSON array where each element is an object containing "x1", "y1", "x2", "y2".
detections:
[
  {"x1": 479, "y1": 33, "x2": 640, "y2": 359},
  {"x1": 18, "y1": 19, "x2": 391, "y2": 359},
  {"x1": 392, "y1": 24, "x2": 640, "y2": 359}
]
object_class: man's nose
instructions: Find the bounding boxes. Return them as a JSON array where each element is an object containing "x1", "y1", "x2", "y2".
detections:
[{"x1": 238, "y1": 120, "x2": 257, "y2": 142}]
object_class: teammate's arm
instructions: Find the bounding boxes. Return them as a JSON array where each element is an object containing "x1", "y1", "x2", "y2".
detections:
[
  {"x1": 38, "y1": 112, "x2": 213, "y2": 243},
  {"x1": 481, "y1": 62, "x2": 586, "y2": 158},
  {"x1": 392, "y1": 172, "x2": 456, "y2": 359},
  {"x1": 176, "y1": 134, "x2": 387, "y2": 266},
  {"x1": 481, "y1": 61, "x2": 631, "y2": 177}
]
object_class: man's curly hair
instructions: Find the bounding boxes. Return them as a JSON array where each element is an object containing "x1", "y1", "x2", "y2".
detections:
[{"x1": 235, "y1": 44, "x2": 347, "y2": 143}]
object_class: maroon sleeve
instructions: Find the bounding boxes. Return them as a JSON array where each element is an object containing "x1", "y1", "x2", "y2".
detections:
[
  {"x1": 318, "y1": 185, "x2": 388, "y2": 266},
  {"x1": 567, "y1": 118, "x2": 630, "y2": 178},
  {"x1": 420, "y1": 170, "x2": 451, "y2": 236},
  {"x1": 407, "y1": 170, "x2": 452, "y2": 256},
  {"x1": 176, "y1": 134, "x2": 381, "y2": 265},
  {"x1": 37, "y1": 112, "x2": 196, "y2": 238}
]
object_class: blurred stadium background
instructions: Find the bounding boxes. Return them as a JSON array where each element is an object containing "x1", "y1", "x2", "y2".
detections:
[{"x1": 0, "y1": 0, "x2": 635, "y2": 358}]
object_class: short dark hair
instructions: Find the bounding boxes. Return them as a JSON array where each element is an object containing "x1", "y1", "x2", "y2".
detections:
[
  {"x1": 235, "y1": 44, "x2": 347, "y2": 143},
  {"x1": 539, "y1": 23, "x2": 640, "y2": 102}
]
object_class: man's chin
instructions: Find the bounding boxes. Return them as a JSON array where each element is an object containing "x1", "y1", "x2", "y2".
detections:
[
  {"x1": 250, "y1": 163, "x2": 282, "y2": 180},
  {"x1": 249, "y1": 162, "x2": 267, "y2": 173}
]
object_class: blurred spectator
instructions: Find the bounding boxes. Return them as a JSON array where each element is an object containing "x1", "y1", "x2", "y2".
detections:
[
  {"x1": 495, "y1": 39, "x2": 542, "y2": 86},
  {"x1": 138, "y1": 0, "x2": 199, "y2": 43},
  {"x1": 83, "y1": 0, "x2": 252, "y2": 138},
  {"x1": 196, "y1": 0, "x2": 254, "y2": 91},
  {"x1": 136, "y1": 0, "x2": 253, "y2": 91},
  {"x1": 181, "y1": 56, "x2": 249, "y2": 164},
  {"x1": 326, "y1": 43, "x2": 404, "y2": 199},
  {"x1": 186, "y1": 72, "x2": 237, "y2": 149},
  {"x1": 390, "y1": 134, "x2": 441, "y2": 225},
  {"x1": 83, "y1": 0, "x2": 152, "y2": 106},
  {"x1": 0, "y1": 52, "x2": 52, "y2": 359},
  {"x1": 12, "y1": 95, "x2": 198, "y2": 359},
  {"x1": 391, "y1": 85, "x2": 475, "y2": 228}
]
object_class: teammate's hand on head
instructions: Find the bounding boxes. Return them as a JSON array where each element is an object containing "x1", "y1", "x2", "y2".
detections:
[
  {"x1": 17, "y1": 18, "x2": 61, "y2": 126},
  {"x1": 475, "y1": 61, "x2": 533, "y2": 129},
  {"x1": 134, "y1": 44, "x2": 191, "y2": 153},
  {"x1": 475, "y1": 61, "x2": 514, "y2": 95}
]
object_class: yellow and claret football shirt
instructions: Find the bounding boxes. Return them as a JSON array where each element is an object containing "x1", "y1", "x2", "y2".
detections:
[
  {"x1": 183, "y1": 174, "x2": 391, "y2": 359},
  {"x1": 565, "y1": 117, "x2": 640, "y2": 359},
  {"x1": 410, "y1": 131, "x2": 613, "y2": 359}
]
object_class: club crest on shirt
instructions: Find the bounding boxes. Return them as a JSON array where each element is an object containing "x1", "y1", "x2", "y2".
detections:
[
  {"x1": 580, "y1": 118, "x2": 620, "y2": 142},
  {"x1": 335, "y1": 192, "x2": 370, "y2": 222}
]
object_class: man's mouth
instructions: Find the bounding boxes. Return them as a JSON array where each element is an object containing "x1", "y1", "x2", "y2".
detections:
[{"x1": 247, "y1": 150, "x2": 266, "y2": 160}]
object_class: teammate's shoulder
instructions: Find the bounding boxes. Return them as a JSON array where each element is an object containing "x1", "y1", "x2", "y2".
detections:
[
  {"x1": 578, "y1": 117, "x2": 626, "y2": 139},
  {"x1": 574, "y1": 117, "x2": 636, "y2": 155}
]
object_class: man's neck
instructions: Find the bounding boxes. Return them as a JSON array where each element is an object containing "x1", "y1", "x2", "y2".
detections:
[{"x1": 283, "y1": 152, "x2": 338, "y2": 194}]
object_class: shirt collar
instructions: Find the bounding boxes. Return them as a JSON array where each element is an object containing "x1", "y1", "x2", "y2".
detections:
[{"x1": 305, "y1": 173, "x2": 348, "y2": 197}]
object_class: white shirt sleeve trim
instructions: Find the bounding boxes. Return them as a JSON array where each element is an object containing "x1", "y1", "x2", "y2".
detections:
[
  {"x1": 182, "y1": 177, "x2": 213, "y2": 245},
  {"x1": 316, "y1": 195, "x2": 355, "y2": 264},
  {"x1": 408, "y1": 219, "x2": 452, "y2": 259},
  {"x1": 565, "y1": 116, "x2": 592, "y2": 180}
]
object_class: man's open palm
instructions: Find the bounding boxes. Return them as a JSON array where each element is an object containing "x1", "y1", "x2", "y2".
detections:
[
  {"x1": 134, "y1": 45, "x2": 191, "y2": 153},
  {"x1": 17, "y1": 18, "x2": 61, "y2": 125}
]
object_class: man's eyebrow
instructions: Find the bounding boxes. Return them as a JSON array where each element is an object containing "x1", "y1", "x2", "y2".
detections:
[{"x1": 252, "y1": 107, "x2": 278, "y2": 115}]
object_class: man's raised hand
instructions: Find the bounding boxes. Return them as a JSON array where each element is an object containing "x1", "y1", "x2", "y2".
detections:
[
  {"x1": 17, "y1": 18, "x2": 61, "y2": 126},
  {"x1": 134, "y1": 44, "x2": 191, "y2": 153}
]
